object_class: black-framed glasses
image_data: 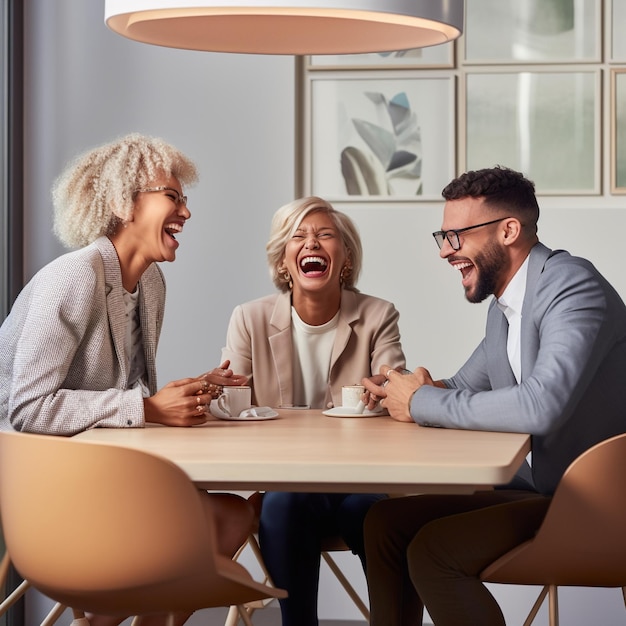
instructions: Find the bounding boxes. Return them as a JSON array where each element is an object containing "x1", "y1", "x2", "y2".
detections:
[
  {"x1": 432, "y1": 217, "x2": 508, "y2": 251},
  {"x1": 136, "y1": 186, "x2": 187, "y2": 206}
]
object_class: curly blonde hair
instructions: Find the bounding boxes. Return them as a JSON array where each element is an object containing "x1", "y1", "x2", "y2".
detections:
[
  {"x1": 52, "y1": 133, "x2": 198, "y2": 248},
  {"x1": 266, "y1": 196, "x2": 362, "y2": 293}
]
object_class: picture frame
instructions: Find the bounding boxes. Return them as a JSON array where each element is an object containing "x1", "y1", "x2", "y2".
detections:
[
  {"x1": 306, "y1": 42, "x2": 455, "y2": 70},
  {"x1": 610, "y1": 0, "x2": 626, "y2": 61},
  {"x1": 462, "y1": 69, "x2": 601, "y2": 195},
  {"x1": 463, "y1": 0, "x2": 601, "y2": 64},
  {"x1": 611, "y1": 69, "x2": 626, "y2": 193},
  {"x1": 297, "y1": 68, "x2": 456, "y2": 202}
]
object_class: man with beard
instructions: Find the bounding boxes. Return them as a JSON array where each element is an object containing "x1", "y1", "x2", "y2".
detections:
[{"x1": 361, "y1": 166, "x2": 626, "y2": 626}]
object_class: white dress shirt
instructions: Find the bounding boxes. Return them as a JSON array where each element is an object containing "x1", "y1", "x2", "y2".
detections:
[
  {"x1": 498, "y1": 255, "x2": 531, "y2": 466},
  {"x1": 497, "y1": 256, "x2": 530, "y2": 384}
]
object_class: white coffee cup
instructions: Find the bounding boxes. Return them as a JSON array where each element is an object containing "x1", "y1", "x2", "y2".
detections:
[
  {"x1": 216, "y1": 386, "x2": 252, "y2": 417},
  {"x1": 342, "y1": 384, "x2": 365, "y2": 409}
]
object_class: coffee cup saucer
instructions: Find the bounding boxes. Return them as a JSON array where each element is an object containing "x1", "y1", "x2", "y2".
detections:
[
  {"x1": 322, "y1": 406, "x2": 386, "y2": 418},
  {"x1": 209, "y1": 402, "x2": 279, "y2": 421}
]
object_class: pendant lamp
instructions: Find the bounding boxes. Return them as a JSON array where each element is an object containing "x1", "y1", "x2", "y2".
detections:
[{"x1": 104, "y1": 0, "x2": 464, "y2": 55}]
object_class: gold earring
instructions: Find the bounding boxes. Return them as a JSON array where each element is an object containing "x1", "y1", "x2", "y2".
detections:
[
  {"x1": 280, "y1": 268, "x2": 293, "y2": 290},
  {"x1": 340, "y1": 265, "x2": 352, "y2": 286}
]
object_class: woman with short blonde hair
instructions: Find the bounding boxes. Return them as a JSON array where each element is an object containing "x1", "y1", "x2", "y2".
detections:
[
  {"x1": 266, "y1": 196, "x2": 363, "y2": 292},
  {"x1": 222, "y1": 195, "x2": 406, "y2": 626}
]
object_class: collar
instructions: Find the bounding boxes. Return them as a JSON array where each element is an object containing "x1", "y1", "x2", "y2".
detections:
[{"x1": 498, "y1": 255, "x2": 530, "y2": 316}]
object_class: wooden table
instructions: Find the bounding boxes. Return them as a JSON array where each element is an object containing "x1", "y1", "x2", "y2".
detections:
[{"x1": 73, "y1": 409, "x2": 530, "y2": 495}]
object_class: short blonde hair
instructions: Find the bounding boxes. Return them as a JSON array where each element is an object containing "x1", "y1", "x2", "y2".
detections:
[
  {"x1": 52, "y1": 133, "x2": 198, "y2": 248},
  {"x1": 266, "y1": 196, "x2": 362, "y2": 292}
]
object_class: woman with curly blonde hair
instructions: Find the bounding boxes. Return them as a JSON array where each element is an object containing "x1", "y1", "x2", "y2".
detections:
[{"x1": 0, "y1": 133, "x2": 253, "y2": 626}]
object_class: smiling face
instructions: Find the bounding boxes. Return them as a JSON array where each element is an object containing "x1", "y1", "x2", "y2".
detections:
[
  {"x1": 281, "y1": 210, "x2": 348, "y2": 301},
  {"x1": 439, "y1": 196, "x2": 511, "y2": 302},
  {"x1": 120, "y1": 175, "x2": 190, "y2": 264},
  {"x1": 108, "y1": 175, "x2": 191, "y2": 292}
]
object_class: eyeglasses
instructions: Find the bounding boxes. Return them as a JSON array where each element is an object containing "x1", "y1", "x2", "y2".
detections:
[
  {"x1": 136, "y1": 186, "x2": 188, "y2": 206},
  {"x1": 432, "y1": 217, "x2": 508, "y2": 251}
]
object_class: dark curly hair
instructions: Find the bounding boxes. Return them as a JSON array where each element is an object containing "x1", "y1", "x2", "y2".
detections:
[{"x1": 442, "y1": 166, "x2": 539, "y2": 237}]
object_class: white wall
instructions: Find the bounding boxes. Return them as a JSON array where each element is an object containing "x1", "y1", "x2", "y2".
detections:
[{"x1": 22, "y1": 1, "x2": 626, "y2": 624}]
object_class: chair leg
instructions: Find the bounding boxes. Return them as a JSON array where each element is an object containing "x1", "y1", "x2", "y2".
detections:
[
  {"x1": 41, "y1": 603, "x2": 70, "y2": 626},
  {"x1": 224, "y1": 604, "x2": 241, "y2": 626},
  {"x1": 522, "y1": 586, "x2": 549, "y2": 626},
  {"x1": 548, "y1": 585, "x2": 559, "y2": 626},
  {"x1": 237, "y1": 606, "x2": 254, "y2": 626},
  {"x1": 321, "y1": 552, "x2": 370, "y2": 622},
  {"x1": 622, "y1": 586, "x2": 626, "y2": 609},
  {"x1": 0, "y1": 579, "x2": 30, "y2": 615},
  {"x1": 225, "y1": 534, "x2": 278, "y2": 626},
  {"x1": 1, "y1": 556, "x2": 68, "y2": 626}
]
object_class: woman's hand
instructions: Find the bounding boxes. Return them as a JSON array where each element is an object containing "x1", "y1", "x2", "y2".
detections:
[
  {"x1": 144, "y1": 377, "x2": 213, "y2": 426},
  {"x1": 360, "y1": 373, "x2": 388, "y2": 411},
  {"x1": 198, "y1": 360, "x2": 249, "y2": 388}
]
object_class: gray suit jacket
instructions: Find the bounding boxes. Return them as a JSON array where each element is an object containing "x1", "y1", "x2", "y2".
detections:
[
  {"x1": 222, "y1": 290, "x2": 406, "y2": 408},
  {"x1": 413, "y1": 243, "x2": 626, "y2": 494},
  {"x1": 0, "y1": 237, "x2": 165, "y2": 435}
]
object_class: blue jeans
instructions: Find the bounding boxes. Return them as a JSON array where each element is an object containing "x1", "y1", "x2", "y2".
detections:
[{"x1": 259, "y1": 491, "x2": 386, "y2": 626}]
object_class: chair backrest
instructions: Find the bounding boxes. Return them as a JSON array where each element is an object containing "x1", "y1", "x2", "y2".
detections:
[
  {"x1": 482, "y1": 432, "x2": 626, "y2": 587},
  {"x1": 0, "y1": 431, "x2": 284, "y2": 615}
]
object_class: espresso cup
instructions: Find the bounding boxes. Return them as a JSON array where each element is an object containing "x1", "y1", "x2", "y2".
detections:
[
  {"x1": 216, "y1": 385, "x2": 252, "y2": 417},
  {"x1": 342, "y1": 384, "x2": 365, "y2": 409}
]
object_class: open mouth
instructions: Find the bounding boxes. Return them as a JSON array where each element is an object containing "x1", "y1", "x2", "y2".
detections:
[
  {"x1": 452, "y1": 260, "x2": 474, "y2": 284},
  {"x1": 164, "y1": 222, "x2": 182, "y2": 240},
  {"x1": 300, "y1": 255, "x2": 328, "y2": 276}
]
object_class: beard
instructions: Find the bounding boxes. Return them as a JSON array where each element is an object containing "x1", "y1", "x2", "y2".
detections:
[{"x1": 465, "y1": 240, "x2": 508, "y2": 303}]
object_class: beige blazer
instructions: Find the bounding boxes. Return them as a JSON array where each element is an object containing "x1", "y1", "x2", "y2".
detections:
[
  {"x1": 222, "y1": 290, "x2": 406, "y2": 408},
  {"x1": 0, "y1": 237, "x2": 165, "y2": 435}
]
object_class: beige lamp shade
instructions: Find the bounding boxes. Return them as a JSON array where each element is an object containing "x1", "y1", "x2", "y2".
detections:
[{"x1": 104, "y1": 0, "x2": 464, "y2": 55}]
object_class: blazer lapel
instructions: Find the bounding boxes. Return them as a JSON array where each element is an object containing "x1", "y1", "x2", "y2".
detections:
[
  {"x1": 520, "y1": 243, "x2": 553, "y2": 380},
  {"x1": 95, "y1": 238, "x2": 129, "y2": 385},
  {"x1": 331, "y1": 290, "x2": 357, "y2": 371},
  {"x1": 268, "y1": 292, "x2": 294, "y2": 406},
  {"x1": 138, "y1": 267, "x2": 161, "y2": 394}
]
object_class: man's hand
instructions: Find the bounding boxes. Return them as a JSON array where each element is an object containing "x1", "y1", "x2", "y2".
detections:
[{"x1": 363, "y1": 365, "x2": 437, "y2": 422}]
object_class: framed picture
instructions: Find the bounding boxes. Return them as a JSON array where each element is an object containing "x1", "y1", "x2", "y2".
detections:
[
  {"x1": 464, "y1": 0, "x2": 601, "y2": 64},
  {"x1": 463, "y1": 70, "x2": 600, "y2": 194},
  {"x1": 610, "y1": 0, "x2": 626, "y2": 61},
  {"x1": 298, "y1": 70, "x2": 455, "y2": 201},
  {"x1": 307, "y1": 42, "x2": 455, "y2": 70},
  {"x1": 611, "y1": 69, "x2": 626, "y2": 193}
]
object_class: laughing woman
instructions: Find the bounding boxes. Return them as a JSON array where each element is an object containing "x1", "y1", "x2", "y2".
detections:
[
  {"x1": 222, "y1": 196, "x2": 407, "y2": 626},
  {"x1": 0, "y1": 133, "x2": 252, "y2": 626}
]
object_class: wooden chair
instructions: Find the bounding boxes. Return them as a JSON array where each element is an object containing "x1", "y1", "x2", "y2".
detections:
[
  {"x1": 225, "y1": 492, "x2": 370, "y2": 625},
  {"x1": 0, "y1": 431, "x2": 286, "y2": 624},
  {"x1": 480, "y1": 433, "x2": 626, "y2": 626}
]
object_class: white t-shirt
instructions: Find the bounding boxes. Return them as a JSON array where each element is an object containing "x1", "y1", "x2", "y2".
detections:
[{"x1": 290, "y1": 307, "x2": 339, "y2": 408}]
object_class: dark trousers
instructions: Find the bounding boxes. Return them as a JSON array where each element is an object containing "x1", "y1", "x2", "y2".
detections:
[
  {"x1": 259, "y1": 491, "x2": 386, "y2": 626},
  {"x1": 364, "y1": 490, "x2": 551, "y2": 626}
]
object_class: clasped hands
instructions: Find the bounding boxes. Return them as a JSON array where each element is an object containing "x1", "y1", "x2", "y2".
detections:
[
  {"x1": 361, "y1": 365, "x2": 437, "y2": 422},
  {"x1": 144, "y1": 359, "x2": 249, "y2": 427}
]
